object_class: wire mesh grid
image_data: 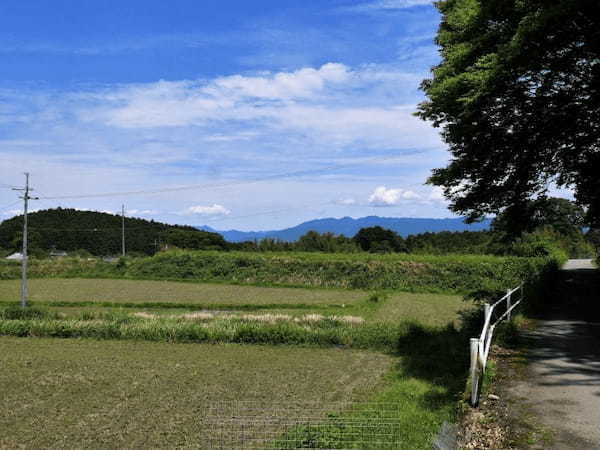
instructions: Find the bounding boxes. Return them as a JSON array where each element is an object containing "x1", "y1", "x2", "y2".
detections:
[{"x1": 199, "y1": 401, "x2": 406, "y2": 449}]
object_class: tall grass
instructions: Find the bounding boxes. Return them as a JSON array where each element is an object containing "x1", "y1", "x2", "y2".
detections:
[{"x1": 0, "y1": 310, "x2": 409, "y2": 350}]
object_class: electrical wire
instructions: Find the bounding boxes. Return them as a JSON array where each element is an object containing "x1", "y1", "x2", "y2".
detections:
[
  {"x1": 0, "y1": 200, "x2": 21, "y2": 213},
  {"x1": 10, "y1": 177, "x2": 426, "y2": 231},
  {"x1": 38, "y1": 155, "x2": 407, "y2": 200}
]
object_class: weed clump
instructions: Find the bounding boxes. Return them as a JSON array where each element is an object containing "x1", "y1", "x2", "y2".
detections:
[
  {"x1": 367, "y1": 291, "x2": 389, "y2": 303},
  {"x1": 0, "y1": 305, "x2": 52, "y2": 320}
]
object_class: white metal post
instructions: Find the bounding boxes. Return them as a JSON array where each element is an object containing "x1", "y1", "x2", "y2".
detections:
[
  {"x1": 521, "y1": 284, "x2": 524, "y2": 301},
  {"x1": 506, "y1": 288, "x2": 512, "y2": 321},
  {"x1": 470, "y1": 338, "x2": 480, "y2": 406}
]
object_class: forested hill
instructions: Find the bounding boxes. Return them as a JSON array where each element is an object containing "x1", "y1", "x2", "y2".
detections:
[{"x1": 0, "y1": 208, "x2": 226, "y2": 256}]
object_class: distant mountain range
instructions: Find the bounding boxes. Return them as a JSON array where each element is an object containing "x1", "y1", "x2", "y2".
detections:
[{"x1": 199, "y1": 216, "x2": 492, "y2": 242}]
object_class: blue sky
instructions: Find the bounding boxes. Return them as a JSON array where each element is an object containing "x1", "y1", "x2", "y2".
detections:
[{"x1": 0, "y1": 0, "x2": 452, "y2": 230}]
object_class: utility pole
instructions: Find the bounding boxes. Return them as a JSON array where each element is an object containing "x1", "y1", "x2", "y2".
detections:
[
  {"x1": 12, "y1": 173, "x2": 38, "y2": 308},
  {"x1": 121, "y1": 204, "x2": 126, "y2": 257}
]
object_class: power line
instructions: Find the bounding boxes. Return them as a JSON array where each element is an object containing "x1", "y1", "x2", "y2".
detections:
[
  {"x1": 9, "y1": 179, "x2": 427, "y2": 230},
  {"x1": 0, "y1": 200, "x2": 21, "y2": 213},
  {"x1": 37, "y1": 155, "x2": 405, "y2": 200},
  {"x1": 204, "y1": 186, "x2": 427, "y2": 224}
]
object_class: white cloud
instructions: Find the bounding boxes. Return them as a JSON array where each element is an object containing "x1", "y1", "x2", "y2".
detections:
[
  {"x1": 274, "y1": 104, "x2": 438, "y2": 149},
  {"x1": 184, "y1": 204, "x2": 231, "y2": 216},
  {"x1": 368, "y1": 186, "x2": 421, "y2": 206},
  {"x1": 73, "y1": 62, "x2": 441, "y2": 150},
  {"x1": 335, "y1": 197, "x2": 357, "y2": 205},
  {"x1": 127, "y1": 209, "x2": 158, "y2": 216},
  {"x1": 428, "y1": 186, "x2": 446, "y2": 202},
  {"x1": 206, "y1": 63, "x2": 350, "y2": 100},
  {"x1": 0, "y1": 61, "x2": 450, "y2": 229},
  {"x1": 82, "y1": 63, "x2": 351, "y2": 129}
]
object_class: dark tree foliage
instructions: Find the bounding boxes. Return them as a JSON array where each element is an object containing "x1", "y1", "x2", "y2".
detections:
[
  {"x1": 161, "y1": 229, "x2": 228, "y2": 251},
  {"x1": 233, "y1": 238, "x2": 295, "y2": 252},
  {"x1": 586, "y1": 229, "x2": 600, "y2": 251},
  {"x1": 491, "y1": 197, "x2": 586, "y2": 238},
  {"x1": 230, "y1": 232, "x2": 358, "y2": 253},
  {"x1": 489, "y1": 197, "x2": 594, "y2": 257},
  {"x1": 0, "y1": 208, "x2": 226, "y2": 256},
  {"x1": 296, "y1": 231, "x2": 357, "y2": 252},
  {"x1": 353, "y1": 226, "x2": 408, "y2": 253},
  {"x1": 233, "y1": 228, "x2": 493, "y2": 254},
  {"x1": 417, "y1": 0, "x2": 600, "y2": 228},
  {"x1": 405, "y1": 230, "x2": 492, "y2": 254}
]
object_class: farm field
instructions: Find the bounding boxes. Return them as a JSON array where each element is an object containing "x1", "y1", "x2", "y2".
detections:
[
  {"x1": 0, "y1": 274, "x2": 470, "y2": 448},
  {"x1": 0, "y1": 278, "x2": 466, "y2": 326},
  {"x1": 0, "y1": 337, "x2": 403, "y2": 449},
  {"x1": 1, "y1": 249, "x2": 546, "y2": 448},
  {"x1": 0, "y1": 278, "x2": 367, "y2": 306}
]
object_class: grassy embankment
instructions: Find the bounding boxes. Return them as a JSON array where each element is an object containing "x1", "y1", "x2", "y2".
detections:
[{"x1": 0, "y1": 250, "x2": 556, "y2": 293}]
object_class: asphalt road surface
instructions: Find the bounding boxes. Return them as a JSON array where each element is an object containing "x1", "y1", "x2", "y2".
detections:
[{"x1": 511, "y1": 259, "x2": 600, "y2": 449}]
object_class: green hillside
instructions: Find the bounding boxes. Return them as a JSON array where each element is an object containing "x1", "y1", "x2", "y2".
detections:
[{"x1": 0, "y1": 208, "x2": 226, "y2": 256}]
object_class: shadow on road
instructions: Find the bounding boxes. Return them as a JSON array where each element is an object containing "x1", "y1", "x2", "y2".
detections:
[
  {"x1": 523, "y1": 321, "x2": 600, "y2": 395},
  {"x1": 511, "y1": 261, "x2": 600, "y2": 447},
  {"x1": 542, "y1": 263, "x2": 600, "y2": 321}
]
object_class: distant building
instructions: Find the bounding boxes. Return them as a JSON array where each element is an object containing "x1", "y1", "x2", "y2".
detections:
[{"x1": 6, "y1": 252, "x2": 24, "y2": 261}]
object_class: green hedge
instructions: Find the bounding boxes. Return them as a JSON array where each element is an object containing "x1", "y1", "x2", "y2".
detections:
[
  {"x1": 1, "y1": 251, "x2": 560, "y2": 295},
  {"x1": 119, "y1": 251, "x2": 557, "y2": 294}
]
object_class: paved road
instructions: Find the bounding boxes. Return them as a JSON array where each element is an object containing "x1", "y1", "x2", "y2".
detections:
[
  {"x1": 562, "y1": 258, "x2": 596, "y2": 270},
  {"x1": 511, "y1": 259, "x2": 600, "y2": 449}
]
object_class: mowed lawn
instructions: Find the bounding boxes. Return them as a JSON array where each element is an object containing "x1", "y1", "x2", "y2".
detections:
[
  {"x1": 372, "y1": 292, "x2": 466, "y2": 326},
  {"x1": 0, "y1": 337, "x2": 395, "y2": 449},
  {"x1": 0, "y1": 278, "x2": 367, "y2": 305}
]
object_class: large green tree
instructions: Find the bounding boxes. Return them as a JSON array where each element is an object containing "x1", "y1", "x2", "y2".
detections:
[
  {"x1": 353, "y1": 226, "x2": 407, "y2": 253},
  {"x1": 417, "y1": 0, "x2": 600, "y2": 228},
  {"x1": 491, "y1": 197, "x2": 586, "y2": 238}
]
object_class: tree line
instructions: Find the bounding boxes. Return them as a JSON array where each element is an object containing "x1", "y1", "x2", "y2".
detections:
[{"x1": 1, "y1": 199, "x2": 597, "y2": 259}]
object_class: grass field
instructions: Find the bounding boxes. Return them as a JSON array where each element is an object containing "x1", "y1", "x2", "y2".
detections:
[
  {"x1": 0, "y1": 337, "x2": 400, "y2": 449},
  {"x1": 0, "y1": 278, "x2": 367, "y2": 306},
  {"x1": 0, "y1": 278, "x2": 466, "y2": 326}
]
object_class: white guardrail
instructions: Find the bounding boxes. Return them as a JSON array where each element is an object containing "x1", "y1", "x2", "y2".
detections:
[{"x1": 470, "y1": 284, "x2": 524, "y2": 406}]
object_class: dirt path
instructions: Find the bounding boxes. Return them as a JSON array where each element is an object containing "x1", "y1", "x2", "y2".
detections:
[{"x1": 510, "y1": 259, "x2": 600, "y2": 449}]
